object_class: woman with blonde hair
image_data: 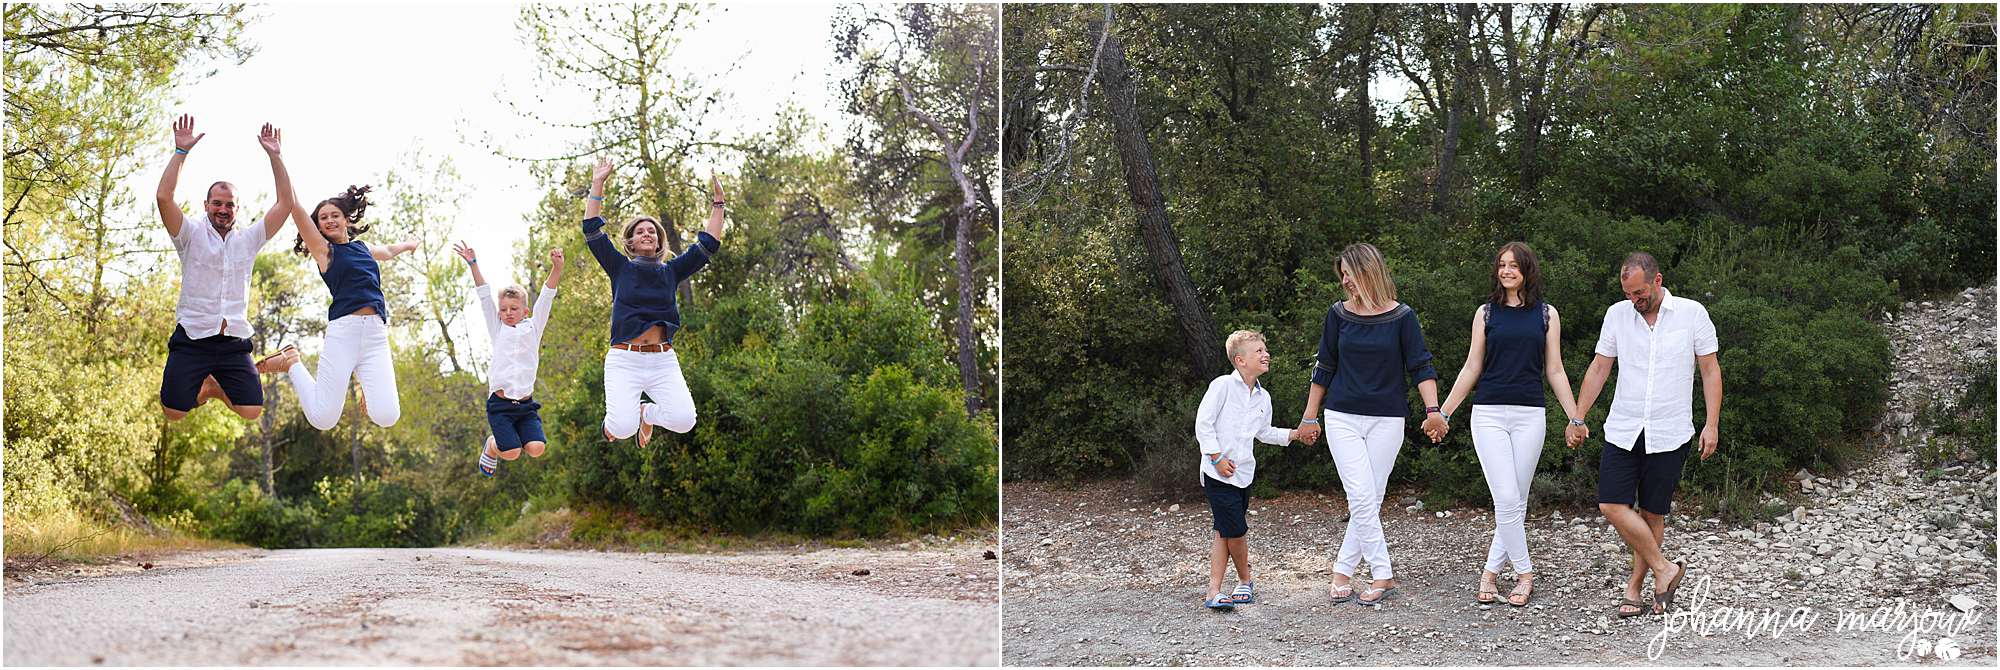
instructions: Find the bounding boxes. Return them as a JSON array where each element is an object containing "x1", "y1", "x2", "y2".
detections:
[{"x1": 1296, "y1": 242, "x2": 1445, "y2": 607}]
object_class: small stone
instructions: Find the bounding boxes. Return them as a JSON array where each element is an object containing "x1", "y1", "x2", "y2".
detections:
[
  {"x1": 850, "y1": 569, "x2": 870, "y2": 576},
  {"x1": 1950, "y1": 595, "x2": 1979, "y2": 612},
  {"x1": 1169, "y1": 504, "x2": 1181, "y2": 513},
  {"x1": 1039, "y1": 538, "x2": 1053, "y2": 546}
]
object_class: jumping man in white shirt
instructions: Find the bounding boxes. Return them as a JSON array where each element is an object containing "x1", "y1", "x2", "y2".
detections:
[
  {"x1": 455, "y1": 242, "x2": 565, "y2": 476},
  {"x1": 1572, "y1": 252, "x2": 1723, "y2": 618},
  {"x1": 155, "y1": 114, "x2": 300, "y2": 421}
]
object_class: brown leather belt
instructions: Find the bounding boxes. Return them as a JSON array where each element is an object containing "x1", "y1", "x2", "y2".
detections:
[{"x1": 611, "y1": 341, "x2": 673, "y2": 353}]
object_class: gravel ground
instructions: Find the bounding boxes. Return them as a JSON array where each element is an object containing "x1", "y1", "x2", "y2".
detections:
[
  {"x1": 6, "y1": 543, "x2": 999, "y2": 666},
  {"x1": 1001, "y1": 287, "x2": 1997, "y2": 666}
]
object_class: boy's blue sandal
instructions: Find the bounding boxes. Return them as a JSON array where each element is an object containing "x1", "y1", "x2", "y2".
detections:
[
  {"x1": 1204, "y1": 594, "x2": 1235, "y2": 611},
  {"x1": 478, "y1": 449, "x2": 499, "y2": 477},
  {"x1": 1230, "y1": 582, "x2": 1256, "y2": 604}
]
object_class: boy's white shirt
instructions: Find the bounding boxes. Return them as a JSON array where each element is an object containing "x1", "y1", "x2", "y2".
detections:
[
  {"x1": 1194, "y1": 369, "x2": 1292, "y2": 488},
  {"x1": 478, "y1": 284, "x2": 558, "y2": 399}
]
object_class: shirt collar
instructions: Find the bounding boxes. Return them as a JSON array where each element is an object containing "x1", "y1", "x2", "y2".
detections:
[
  {"x1": 1656, "y1": 287, "x2": 1676, "y2": 314},
  {"x1": 1231, "y1": 369, "x2": 1263, "y2": 394}
]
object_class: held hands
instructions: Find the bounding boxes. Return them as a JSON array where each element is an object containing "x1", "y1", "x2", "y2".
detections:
[
  {"x1": 1296, "y1": 421, "x2": 1321, "y2": 446},
  {"x1": 173, "y1": 114, "x2": 205, "y2": 152},
  {"x1": 1564, "y1": 422, "x2": 1591, "y2": 449},
  {"x1": 258, "y1": 123, "x2": 282, "y2": 156},
  {"x1": 1699, "y1": 424, "x2": 1719, "y2": 460},
  {"x1": 1421, "y1": 413, "x2": 1448, "y2": 443}
]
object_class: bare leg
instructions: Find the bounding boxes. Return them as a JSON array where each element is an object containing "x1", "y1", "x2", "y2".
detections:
[
  {"x1": 524, "y1": 441, "x2": 546, "y2": 458},
  {"x1": 1207, "y1": 534, "x2": 1228, "y2": 601},
  {"x1": 1225, "y1": 536, "x2": 1251, "y2": 585},
  {"x1": 1602, "y1": 503, "x2": 1680, "y2": 610}
]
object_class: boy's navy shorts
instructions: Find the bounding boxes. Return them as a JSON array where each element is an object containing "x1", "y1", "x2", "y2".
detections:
[
  {"x1": 160, "y1": 325, "x2": 263, "y2": 411},
  {"x1": 486, "y1": 393, "x2": 546, "y2": 452},
  {"x1": 1597, "y1": 433, "x2": 1690, "y2": 516},
  {"x1": 1203, "y1": 474, "x2": 1251, "y2": 539}
]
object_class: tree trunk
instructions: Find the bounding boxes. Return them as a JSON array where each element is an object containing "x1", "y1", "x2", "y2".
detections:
[
  {"x1": 1432, "y1": 3, "x2": 1475, "y2": 215},
  {"x1": 1354, "y1": 6, "x2": 1379, "y2": 188},
  {"x1": 1091, "y1": 17, "x2": 1229, "y2": 380},
  {"x1": 952, "y1": 198, "x2": 982, "y2": 415},
  {"x1": 258, "y1": 377, "x2": 276, "y2": 496}
]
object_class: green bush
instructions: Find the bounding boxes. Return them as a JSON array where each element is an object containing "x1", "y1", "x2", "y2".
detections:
[{"x1": 561, "y1": 283, "x2": 997, "y2": 535}]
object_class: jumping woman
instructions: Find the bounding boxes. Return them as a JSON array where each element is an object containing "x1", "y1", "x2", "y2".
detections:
[
  {"x1": 582, "y1": 157, "x2": 726, "y2": 446},
  {"x1": 273, "y1": 185, "x2": 418, "y2": 430}
]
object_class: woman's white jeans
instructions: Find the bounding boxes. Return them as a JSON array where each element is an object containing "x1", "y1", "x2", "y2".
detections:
[
  {"x1": 602, "y1": 348, "x2": 696, "y2": 438},
  {"x1": 1472, "y1": 404, "x2": 1544, "y2": 575},
  {"x1": 1325, "y1": 409, "x2": 1403, "y2": 580},
  {"x1": 286, "y1": 314, "x2": 400, "y2": 430}
]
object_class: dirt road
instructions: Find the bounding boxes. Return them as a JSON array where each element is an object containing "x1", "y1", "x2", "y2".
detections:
[{"x1": 5, "y1": 545, "x2": 998, "y2": 666}]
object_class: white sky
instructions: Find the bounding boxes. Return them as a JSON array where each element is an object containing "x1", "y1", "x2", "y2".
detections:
[{"x1": 136, "y1": 2, "x2": 846, "y2": 358}]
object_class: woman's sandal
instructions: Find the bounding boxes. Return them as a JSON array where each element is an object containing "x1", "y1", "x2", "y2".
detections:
[
  {"x1": 1328, "y1": 578, "x2": 1356, "y2": 604},
  {"x1": 1475, "y1": 571, "x2": 1499, "y2": 605},
  {"x1": 1507, "y1": 574, "x2": 1534, "y2": 607},
  {"x1": 1356, "y1": 581, "x2": 1398, "y2": 606},
  {"x1": 1616, "y1": 598, "x2": 1646, "y2": 618},
  {"x1": 1230, "y1": 582, "x2": 1256, "y2": 604}
]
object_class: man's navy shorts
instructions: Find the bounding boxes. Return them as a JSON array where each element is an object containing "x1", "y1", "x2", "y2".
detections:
[
  {"x1": 1597, "y1": 433, "x2": 1691, "y2": 515},
  {"x1": 160, "y1": 325, "x2": 263, "y2": 411}
]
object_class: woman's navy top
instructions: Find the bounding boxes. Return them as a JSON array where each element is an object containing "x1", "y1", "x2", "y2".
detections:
[
  {"x1": 322, "y1": 240, "x2": 387, "y2": 321},
  {"x1": 582, "y1": 216, "x2": 720, "y2": 345},
  {"x1": 1474, "y1": 301, "x2": 1547, "y2": 407},
  {"x1": 1311, "y1": 302, "x2": 1438, "y2": 417}
]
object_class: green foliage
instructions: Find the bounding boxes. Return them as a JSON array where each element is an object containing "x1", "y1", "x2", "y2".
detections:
[
  {"x1": 563, "y1": 282, "x2": 997, "y2": 536},
  {"x1": 1002, "y1": 4, "x2": 1981, "y2": 516}
]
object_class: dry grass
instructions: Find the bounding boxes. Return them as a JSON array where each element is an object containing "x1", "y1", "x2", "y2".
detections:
[{"x1": 3, "y1": 509, "x2": 239, "y2": 566}]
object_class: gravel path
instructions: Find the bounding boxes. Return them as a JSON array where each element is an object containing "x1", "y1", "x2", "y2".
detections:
[
  {"x1": 6, "y1": 545, "x2": 998, "y2": 666},
  {"x1": 1002, "y1": 287, "x2": 1996, "y2": 666}
]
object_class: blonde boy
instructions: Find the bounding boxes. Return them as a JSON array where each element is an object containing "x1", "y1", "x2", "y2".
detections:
[{"x1": 1193, "y1": 329, "x2": 1302, "y2": 611}]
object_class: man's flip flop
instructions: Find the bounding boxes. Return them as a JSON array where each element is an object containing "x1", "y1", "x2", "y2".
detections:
[
  {"x1": 1204, "y1": 594, "x2": 1235, "y2": 611},
  {"x1": 1230, "y1": 582, "x2": 1255, "y2": 604},
  {"x1": 1616, "y1": 598, "x2": 1646, "y2": 618},
  {"x1": 1653, "y1": 560, "x2": 1687, "y2": 615}
]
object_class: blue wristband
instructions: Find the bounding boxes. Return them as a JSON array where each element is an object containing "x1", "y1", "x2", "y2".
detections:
[
  {"x1": 173, "y1": 148, "x2": 189, "y2": 155},
  {"x1": 586, "y1": 195, "x2": 604, "y2": 201}
]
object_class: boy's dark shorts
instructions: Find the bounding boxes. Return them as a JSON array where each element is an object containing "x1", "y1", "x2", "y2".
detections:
[
  {"x1": 486, "y1": 393, "x2": 546, "y2": 452},
  {"x1": 1203, "y1": 474, "x2": 1251, "y2": 539},
  {"x1": 160, "y1": 325, "x2": 263, "y2": 412},
  {"x1": 1597, "y1": 433, "x2": 1690, "y2": 515}
]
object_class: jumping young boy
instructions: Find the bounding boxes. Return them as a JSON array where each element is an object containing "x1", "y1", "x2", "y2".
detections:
[
  {"x1": 1193, "y1": 330, "x2": 1303, "y2": 611},
  {"x1": 454, "y1": 242, "x2": 564, "y2": 476}
]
